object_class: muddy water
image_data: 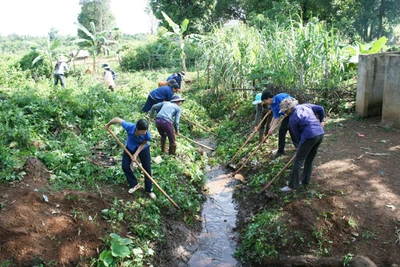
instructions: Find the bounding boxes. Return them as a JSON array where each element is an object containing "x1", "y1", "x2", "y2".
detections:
[{"x1": 187, "y1": 166, "x2": 239, "y2": 267}]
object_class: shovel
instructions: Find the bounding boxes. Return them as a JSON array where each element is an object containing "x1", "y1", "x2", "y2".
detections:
[
  {"x1": 177, "y1": 133, "x2": 214, "y2": 151},
  {"x1": 259, "y1": 154, "x2": 296, "y2": 194},
  {"x1": 106, "y1": 128, "x2": 180, "y2": 209},
  {"x1": 233, "y1": 115, "x2": 287, "y2": 175},
  {"x1": 227, "y1": 110, "x2": 271, "y2": 169},
  {"x1": 181, "y1": 115, "x2": 220, "y2": 137}
]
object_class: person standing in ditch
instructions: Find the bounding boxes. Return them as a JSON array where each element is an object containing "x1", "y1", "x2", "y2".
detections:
[
  {"x1": 149, "y1": 95, "x2": 185, "y2": 155},
  {"x1": 278, "y1": 98, "x2": 325, "y2": 192},
  {"x1": 104, "y1": 117, "x2": 156, "y2": 199},
  {"x1": 252, "y1": 91, "x2": 272, "y2": 144},
  {"x1": 53, "y1": 56, "x2": 69, "y2": 88},
  {"x1": 261, "y1": 91, "x2": 299, "y2": 158},
  {"x1": 141, "y1": 79, "x2": 180, "y2": 113}
]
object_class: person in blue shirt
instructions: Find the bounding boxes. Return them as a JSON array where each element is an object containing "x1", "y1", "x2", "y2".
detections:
[
  {"x1": 104, "y1": 117, "x2": 156, "y2": 199},
  {"x1": 278, "y1": 98, "x2": 325, "y2": 192},
  {"x1": 166, "y1": 71, "x2": 185, "y2": 88},
  {"x1": 261, "y1": 91, "x2": 299, "y2": 158},
  {"x1": 149, "y1": 95, "x2": 185, "y2": 155},
  {"x1": 141, "y1": 81, "x2": 180, "y2": 113}
]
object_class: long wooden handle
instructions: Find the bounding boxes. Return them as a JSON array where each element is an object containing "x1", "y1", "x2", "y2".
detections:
[
  {"x1": 178, "y1": 134, "x2": 214, "y2": 151},
  {"x1": 181, "y1": 116, "x2": 219, "y2": 137},
  {"x1": 228, "y1": 110, "x2": 271, "y2": 164},
  {"x1": 106, "y1": 128, "x2": 180, "y2": 209},
  {"x1": 234, "y1": 115, "x2": 287, "y2": 175},
  {"x1": 259, "y1": 154, "x2": 296, "y2": 193}
]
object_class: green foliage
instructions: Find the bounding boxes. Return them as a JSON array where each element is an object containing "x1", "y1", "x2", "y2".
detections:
[
  {"x1": 16, "y1": 50, "x2": 53, "y2": 79},
  {"x1": 235, "y1": 211, "x2": 287, "y2": 264},
  {"x1": 343, "y1": 253, "x2": 354, "y2": 266},
  {"x1": 77, "y1": 0, "x2": 115, "y2": 38}
]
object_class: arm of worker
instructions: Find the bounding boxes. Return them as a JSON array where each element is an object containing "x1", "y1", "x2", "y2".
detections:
[
  {"x1": 174, "y1": 108, "x2": 181, "y2": 135},
  {"x1": 268, "y1": 117, "x2": 280, "y2": 135},
  {"x1": 149, "y1": 102, "x2": 163, "y2": 118},
  {"x1": 104, "y1": 117, "x2": 123, "y2": 130},
  {"x1": 309, "y1": 104, "x2": 325, "y2": 128},
  {"x1": 253, "y1": 104, "x2": 262, "y2": 132},
  {"x1": 132, "y1": 140, "x2": 148, "y2": 161}
]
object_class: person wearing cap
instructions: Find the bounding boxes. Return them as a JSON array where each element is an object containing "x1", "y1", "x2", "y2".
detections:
[
  {"x1": 53, "y1": 56, "x2": 69, "y2": 88},
  {"x1": 104, "y1": 117, "x2": 156, "y2": 199},
  {"x1": 102, "y1": 63, "x2": 115, "y2": 91},
  {"x1": 141, "y1": 81, "x2": 180, "y2": 113},
  {"x1": 149, "y1": 95, "x2": 185, "y2": 155},
  {"x1": 252, "y1": 91, "x2": 272, "y2": 144},
  {"x1": 261, "y1": 91, "x2": 299, "y2": 158},
  {"x1": 278, "y1": 98, "x2": 325, "y2": 192},
  {"x1": 167, "y1": 71, "x2": 185, "y2": 89}
]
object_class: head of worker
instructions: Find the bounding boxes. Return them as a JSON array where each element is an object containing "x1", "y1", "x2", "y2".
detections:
[
  {"x1": 279, "y1": 98, "x2": 299, "y2": 115},
  {"x1": 261, "y1": 91, "x2": 274, "y2": 106},
  {"x1": 170, "y1": 94, "x2": 185, "y2": 106}
]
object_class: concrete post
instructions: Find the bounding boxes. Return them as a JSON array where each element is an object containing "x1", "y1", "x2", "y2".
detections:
[{"x1": 382, "y1": 54, "x2": 400, "y2": 128}]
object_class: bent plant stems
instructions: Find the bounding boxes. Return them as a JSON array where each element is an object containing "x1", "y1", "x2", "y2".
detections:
[
  {"x1": 106, "y1": 128, "x2": 180, "y2": 209},
  {"x1": 177, "y1": 133, "x2": 214, "y2": 151},
  {"x1": 259, "y1": 154, "x2": 296, "y2": 193},
  {"x1": 181, "y1": 115, "x2": 220, "y2": 137},
  {"x1": 233, "y1": 115, "x2": 287, "y2": 175},
  {"x1": 228, "y1": 110, "x2": 271, "y2": 166}
]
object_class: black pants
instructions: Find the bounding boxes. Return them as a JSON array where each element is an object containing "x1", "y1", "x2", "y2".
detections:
[
  {"x1": 122, "y1": 146, "x2": 153, "y2": 192},
  {"x1": 278, "y1": 115, "x2": 299, "y2": 153},
  {"x1": 288, "y1": 134, "x2": 324, "y2": 189}
]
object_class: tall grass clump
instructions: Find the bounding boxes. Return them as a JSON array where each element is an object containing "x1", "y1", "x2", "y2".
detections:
[{"x1": 198, "y1": 17, "x2": 354, "y2": 97}]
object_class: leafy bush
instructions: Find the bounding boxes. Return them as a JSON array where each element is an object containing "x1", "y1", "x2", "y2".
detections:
[{"x1": 16, "y1": 50, "x2": 53, "y2": 80}]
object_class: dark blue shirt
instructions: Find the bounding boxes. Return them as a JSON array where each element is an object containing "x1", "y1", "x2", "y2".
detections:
[
  {"x1": 167, "y1": 74, "x2": 182, "y2": 88},
  {"x1": 149, "y1": 86, "x2": 174, "y2": 101},
  {"x1": 289, "y1": 104, "x2": 325, "y2": 145},
  {"x1": 121, "y1": 121, "x2": 151, "y2": 151},
  {"x1": 271, "y1": 93, "x2": 294, "y2": 118}
]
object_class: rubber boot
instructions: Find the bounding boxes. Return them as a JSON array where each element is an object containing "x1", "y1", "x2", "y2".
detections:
[
  {"x1": 161, "y1": 139, "x2": 167, "y2": 153},
  {"x1": 169, "y1": 144, "x2": 177, "y2": 155}
]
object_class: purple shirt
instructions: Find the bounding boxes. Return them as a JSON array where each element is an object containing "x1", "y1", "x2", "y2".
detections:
[
  {"x1": 121, "y1": 121, "x2": 151, "y2": 151},
  {"x1": 289, "y1": 104, "x2": 325, "y2": 145}
]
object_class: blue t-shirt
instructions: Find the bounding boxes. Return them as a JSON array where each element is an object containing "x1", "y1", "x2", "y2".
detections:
[
  {"x1": 149, "y1": 86, "x2": 174, "y2": 101},
  {"x1": 289, "y1": 104, "x2": 325, "y2": 145},
  {"x1": 121, "y1": 121, "x2": 151, "y2": 151},
  {"x1": 271, "y1": 93, "x2": 294, "y2": 118}
]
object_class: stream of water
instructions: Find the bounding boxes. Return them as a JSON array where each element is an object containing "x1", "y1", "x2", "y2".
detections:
[{"x1": 187, "y1": 166, "x2": 239, "y2": 267}]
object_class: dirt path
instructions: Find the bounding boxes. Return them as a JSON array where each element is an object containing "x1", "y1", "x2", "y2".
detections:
[{"x1": 234, "y1": 116, "x2": 400, "y2": 266}]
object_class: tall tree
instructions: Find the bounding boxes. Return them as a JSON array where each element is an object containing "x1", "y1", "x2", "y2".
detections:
[
  {"x1": 148, "y1": 0, "x2": 215, "y2": 34},
  {"x1": 77, "y1": 0, "x2": 115, "y2": 39}
]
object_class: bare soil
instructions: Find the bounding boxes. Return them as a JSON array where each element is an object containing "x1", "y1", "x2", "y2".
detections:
[
  {"x1": 1, "y1": 116, "x2": 399, "y2": 266},
  {"x1": 234, "y1": 116, "x2": 400, "y2": 266}
]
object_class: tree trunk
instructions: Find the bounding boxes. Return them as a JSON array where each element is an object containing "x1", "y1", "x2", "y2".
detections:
[{"x1": 377, "y1": 0, "x2": 385, "y2": 38}]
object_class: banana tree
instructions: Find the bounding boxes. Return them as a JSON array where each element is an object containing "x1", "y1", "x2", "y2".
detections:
[
  {"x1": 27, "y1": 36, "x2": 61, "y2": 68},
  {"x1": 161, "y1": 11, "x2": 190, "y2": 73},
  {"x1": 74, "y1": 21, "x2": 117, "y2": 72}
]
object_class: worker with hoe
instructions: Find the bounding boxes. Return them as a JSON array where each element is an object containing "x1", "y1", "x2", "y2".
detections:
[
  {"x1": 253, "y1": 91, "x2": 272, "y2": 144},
  {"x1": 141, "y1": 79, "x2": 180, "y2": 113},
  {"x1": 278, "y1": 98, "x2": 325, "y2": 192},
  {"x1": 149, "y1": 94, "x2": 185, "y2": 155},
  {"x1": 261, "y1": 91, "x2": 299, "y2": 158},
  {"x1": 167, "y1": 71, "x2": 185, "y2": 89},
  {"x1": 104, "y1": 117, "x2": 156, "y2": 199}
]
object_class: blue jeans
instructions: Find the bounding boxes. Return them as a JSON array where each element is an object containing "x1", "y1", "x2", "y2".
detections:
[
  {"x1": 122, "y1": 146, "x2": 153, "y2": 192},
  {"x1": 288, "y1": 134, "x2": 324, "y2": 189}
]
